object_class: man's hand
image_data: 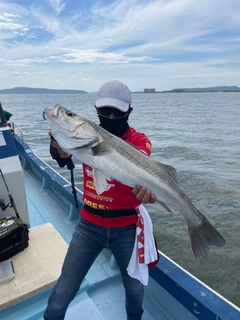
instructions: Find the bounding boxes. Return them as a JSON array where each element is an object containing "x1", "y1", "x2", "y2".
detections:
[
  {"x1": 132, "y1": 185, "x2": 156, "y2": 204},
  {"x1": 48, "y1": 131, "x2": 70, "y2": 158},
  {"x1": 51, "y1": 139, "x2": 70, "y2": 158},
  {"x1": 49, "y1": 132, "x2": 74, "y2": 170}
]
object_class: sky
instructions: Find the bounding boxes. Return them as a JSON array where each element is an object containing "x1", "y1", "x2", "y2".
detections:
[{"x1": 0, "y1": 0, "x2": 240, "y2": 92}]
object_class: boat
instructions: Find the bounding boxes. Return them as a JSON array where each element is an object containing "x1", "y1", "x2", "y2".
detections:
[{"x1": 0, "y1": 103, "x2": 239, "y2": 320}]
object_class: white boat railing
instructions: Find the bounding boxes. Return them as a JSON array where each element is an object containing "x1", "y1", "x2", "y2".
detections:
[{"x1": 7, "y1": 120, "x2": 25, "y2": 144}]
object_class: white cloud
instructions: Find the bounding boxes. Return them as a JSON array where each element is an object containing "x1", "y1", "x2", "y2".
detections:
[
  {"x1": 0, "y1": 0, "x2": 240, "y2": 90},
  {"x1": 47, "y1": 0, "x2": 66, "y2": 15}
]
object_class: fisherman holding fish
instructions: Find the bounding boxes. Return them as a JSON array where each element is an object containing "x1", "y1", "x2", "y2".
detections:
[
  {"x1": 44, "y1": 80, "x2": 160, "y2": 320},
  {"x1": 44, "y1": 80, "x2": 226, "y2": 319}
]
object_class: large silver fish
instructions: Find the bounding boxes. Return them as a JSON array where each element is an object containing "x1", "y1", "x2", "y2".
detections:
[{"x1": 43, "y1": 104, "x2": 226, "y2": 260}]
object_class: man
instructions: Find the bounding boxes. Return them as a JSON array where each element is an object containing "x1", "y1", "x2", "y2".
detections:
[{"x1": 44, "y1": 80, "x2": 157, "y2": 320}]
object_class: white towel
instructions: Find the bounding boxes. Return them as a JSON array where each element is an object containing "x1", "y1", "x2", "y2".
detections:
[{"x1": 127, "y1": 205, "x2": 158, "y2": 286}]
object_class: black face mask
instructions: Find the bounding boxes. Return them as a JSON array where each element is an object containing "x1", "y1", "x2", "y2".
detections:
[{"x1": 98, "y1": 114, "x2": 130, "y2": 137}]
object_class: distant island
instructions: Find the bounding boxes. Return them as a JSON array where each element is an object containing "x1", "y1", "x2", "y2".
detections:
[
  {"x1": 0, "y1": 87, "x2": 87, "y2": 94},
  {"x1": 139, "y1": 86, "x2": 240, "y2": 93},
  {"x1": 1, "y1": 85, "x2": 240, "y2": 95},
  {"x1": 163, "y1": 86, "x2": 240, "y2": 93}
]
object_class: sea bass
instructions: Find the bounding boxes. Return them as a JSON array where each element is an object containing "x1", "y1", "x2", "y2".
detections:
[{"x1": 43, "y1": 104, "x2": 226, "y2": 260}]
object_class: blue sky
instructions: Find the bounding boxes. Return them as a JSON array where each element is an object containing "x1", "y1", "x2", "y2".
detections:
[{"x1": 0, "y1": 0, "x2": 240, "y2": 92}]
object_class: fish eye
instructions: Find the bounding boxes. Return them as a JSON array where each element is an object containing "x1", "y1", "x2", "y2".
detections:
[{"x1": 66, "y1": 110, "x2": 75, "y2": 117}]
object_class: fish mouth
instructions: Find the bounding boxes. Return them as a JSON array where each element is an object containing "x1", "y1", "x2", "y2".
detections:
[
  {"x1": 43, "y1": 107, "x2": 54, "y2": 121},
  {"x1": 43, "y1": 105, "x2": 62, "y2": 121},
  {"x1": 42, "y1": 110, "x2": 47, "y2": 120}
]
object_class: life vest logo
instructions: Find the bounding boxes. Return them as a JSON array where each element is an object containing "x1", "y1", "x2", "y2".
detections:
[
  {"x1": 1, "y1": 220, "x2": 14, "y2": 227},
  {"x1": 86, "y1": 167, "x2": 93, "y2": 177},
  {"x1": 85, "y1": 166, "x2": 115, "y2": 192},
  {"x1": 86, "y1": 181, "x2": 95, "y2": 190},
  {"x1": 146, "y1": 142, "x2": 152, "y2": 153}
]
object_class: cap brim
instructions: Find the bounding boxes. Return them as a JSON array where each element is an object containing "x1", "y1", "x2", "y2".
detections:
[{"x1": 95, "y1": 98, "x2": 129, "y2": 112}]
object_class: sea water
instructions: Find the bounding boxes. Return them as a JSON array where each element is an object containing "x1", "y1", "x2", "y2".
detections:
[{"x1": 1, "y1": 92, "x2": 240, "y2": 307}]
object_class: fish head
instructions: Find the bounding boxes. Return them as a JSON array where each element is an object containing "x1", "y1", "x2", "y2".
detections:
[
  {"x1": 43, "y1": 104, "x2": 84, "y2": 134},
  {"x1": 43, "y1": 104, "x2": 98, "y2": 152}
]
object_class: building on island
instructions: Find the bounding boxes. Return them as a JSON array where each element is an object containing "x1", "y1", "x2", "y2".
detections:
[{"x1": 144, "y1": 88, "x2": 156, "y2": 93}]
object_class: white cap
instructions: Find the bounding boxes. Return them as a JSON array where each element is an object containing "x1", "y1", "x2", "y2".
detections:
[{"x1": 95, "y1": 80, "x2": 132, "y2": 112}]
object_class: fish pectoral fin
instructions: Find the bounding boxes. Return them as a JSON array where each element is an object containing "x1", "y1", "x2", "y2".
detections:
[
  {"x1": 156, "y1": 162, "x2": 178, "y2": 183},
  {"x1": 75, "y1": 138, "x2": 98, "y2": 149},
  {"x1": 59, "y1": 136, "x2": 98, "y2": 150},
  {"x1": 92, "y1": 168, "x2": 112, "y2": 195},
  {"x1": 91, "y1": 138, "x2": 118, "y2": 156},
  {"x1": 72, "y1": 136, "x2": 98, "y2": 149}
]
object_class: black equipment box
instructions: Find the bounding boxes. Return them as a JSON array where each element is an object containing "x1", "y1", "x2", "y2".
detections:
[{"x1": 0, "y1": 216, "x2": 29, "y2": 262}]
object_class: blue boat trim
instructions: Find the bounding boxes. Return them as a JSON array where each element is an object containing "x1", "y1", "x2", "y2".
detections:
[{"x1": 0, "y1": 130, "x2": 17, "y2": 159}]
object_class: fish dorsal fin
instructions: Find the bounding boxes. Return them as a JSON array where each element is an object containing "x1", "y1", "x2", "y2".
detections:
[
  {"x1": 156, "y1": 162, "x2": 178, "y2": 183},
  {"x1": 92, "y1": 168, "x2": 112, "y2": 195},
  {"x1": 91, "y1": 138, "x2": 119, "y2": 156}
]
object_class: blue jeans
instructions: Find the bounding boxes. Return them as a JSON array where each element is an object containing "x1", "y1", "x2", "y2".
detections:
[{"x1": 44, "y1": 217, "x2": 144, "y2": 320}]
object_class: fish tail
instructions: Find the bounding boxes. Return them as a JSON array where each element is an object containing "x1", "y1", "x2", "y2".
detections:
[{"x1": 188, "y1": 216, "x2": 226, "y2": 260}]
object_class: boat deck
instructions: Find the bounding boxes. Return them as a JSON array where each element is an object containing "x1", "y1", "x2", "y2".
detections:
[{"x1": 0, "y1": 168, "x2": 197, "y2": 320}]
